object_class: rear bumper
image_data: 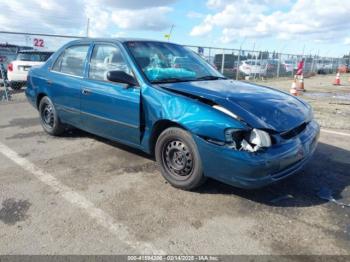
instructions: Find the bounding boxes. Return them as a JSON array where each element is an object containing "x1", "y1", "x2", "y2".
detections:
[
  {"x1": 9, "y1": 80, "x2": 26, "y2": 87},
  {"x1": 194, "y1": 120, "x2": 320, "y2": 189},
  {"x1": 8, "y1": 72, "x2": 28, "y2": 82}
]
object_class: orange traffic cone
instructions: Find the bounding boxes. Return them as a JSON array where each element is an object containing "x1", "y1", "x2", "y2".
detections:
[
  {"x1": 333, "y1": 72, "x2": 341, "y2": 85},
  {"x1": 290, "y1": 78, "x2": 299, "y2": 96},
  {"x1": 298, "y1": 74, "x2": 305, "y2": 91}
]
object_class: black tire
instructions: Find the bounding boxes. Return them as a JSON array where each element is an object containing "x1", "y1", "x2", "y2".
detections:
[
  {"x1": 10, "y1": 82, "x2": 23, "y2": 90},
  {"x1": 38, "y1": 96, "x2": 65, "y2": 136},
  {"x1": 155, "y1": 127, "x2": 206, "y2": 190}
]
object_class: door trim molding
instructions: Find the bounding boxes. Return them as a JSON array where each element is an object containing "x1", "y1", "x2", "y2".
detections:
[
  {"x1": 81, "y1": 110, "x2": 139, "y2": 129},
  {"x1": 57, "y1": 104, "x2": 139, "y2": 129}
]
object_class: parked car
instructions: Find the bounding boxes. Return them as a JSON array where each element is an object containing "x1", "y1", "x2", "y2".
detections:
[
  {"x1": 261, "y1": 59, "x2": 291, "y2": 77},
  {"x1": 26, "y1": 38, "x2": 320, "y2": 190},
  {"x1": 239, "y1": 60, "x2": 266, "y2": 76},
  {"x1": 7, "y1": 50, "x2": 53, "y2": 90},
  {"x1": 282, "y1": 60, "x2": 294, "y2": 73},
  {"x1": 316, "y1": 59, "x2": 333, "y2": 74},
  {"x1": 214, "y1": 54, "x2": 237, "y2": 72},
  {"x1": 0, "y1": 43, "x2": 33, "y2": 80}
]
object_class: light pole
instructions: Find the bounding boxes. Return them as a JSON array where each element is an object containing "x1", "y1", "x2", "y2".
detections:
[
  {"x1": 86, "y1": 18, "x2": 90, "y2": 37},
  {"x1": 166, "y1": 24, "x2": 174, "y2": 42}
]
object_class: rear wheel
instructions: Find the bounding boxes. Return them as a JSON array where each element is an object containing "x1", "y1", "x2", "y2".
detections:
[
  {"x1": 39, "y1": 96, "x2": 65, "y2": 136},
  {"x1": 155, "y1": 127, "x2": 206, "y2": 190}
]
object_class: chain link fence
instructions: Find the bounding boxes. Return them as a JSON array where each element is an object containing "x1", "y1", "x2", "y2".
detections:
[
  {"x1": 0, "y1": 31, "x2": 347, "y2": 84},
  {"x1": 185, "y1": 45, "x2": 347, "y2": 81}
]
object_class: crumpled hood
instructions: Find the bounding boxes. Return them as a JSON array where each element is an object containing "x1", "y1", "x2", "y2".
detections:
[{"x1": 160, "y1": 79, "x2": 312, "y2": 132}]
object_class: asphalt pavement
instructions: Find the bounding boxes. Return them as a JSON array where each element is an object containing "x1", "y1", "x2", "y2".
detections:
[{"x1": 0, "y1": 92, "x2": 349, "y2": 255}]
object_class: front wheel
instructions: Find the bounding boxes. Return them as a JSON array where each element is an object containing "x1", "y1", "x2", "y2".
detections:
[
  {"x1": 39, "y1": 96, "x2": 65, "y2": 136},
  {"x1": 155, "y1": 127, "x2": 206, "y2": 190}
]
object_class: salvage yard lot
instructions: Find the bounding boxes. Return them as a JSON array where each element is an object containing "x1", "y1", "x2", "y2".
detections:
[{"x1": 0, "y1": 74, "x2": 350, "y2": 254}]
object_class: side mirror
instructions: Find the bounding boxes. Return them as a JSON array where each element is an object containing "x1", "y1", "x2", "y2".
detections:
[{"x1": 107, "y1": 70, "x2": 138, "y2": 87}]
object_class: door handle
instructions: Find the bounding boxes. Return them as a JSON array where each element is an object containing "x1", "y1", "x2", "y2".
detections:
[
  {"x1": 47, "y1": 79, "x2": 52, "y2": 85},
  {"x1": 81, "y1": 88, "x2": 92, "y2": 95}
]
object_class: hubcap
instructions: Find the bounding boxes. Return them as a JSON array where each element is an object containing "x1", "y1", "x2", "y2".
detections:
[
  {"x1": 163, "y1": 140, "x2": 193, "y2": 178},
  {"x1": 41, "y1": 103, "x2": 54, "y2": 128}
]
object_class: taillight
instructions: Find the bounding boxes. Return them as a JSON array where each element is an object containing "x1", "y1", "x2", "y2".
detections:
[{"x1": 7, "y1": 63, "x2": 13, "y2": 72}]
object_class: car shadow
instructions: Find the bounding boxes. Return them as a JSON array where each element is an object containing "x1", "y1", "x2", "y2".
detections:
[
  {"x1": 60, "y1": 128, "x2": 153, "y2": 160},
  {"x1": 60, "y1": 128, "x2": 350, "y2": 208}
]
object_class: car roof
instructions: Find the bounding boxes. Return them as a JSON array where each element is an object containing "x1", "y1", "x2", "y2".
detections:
[
  {"x1": 67, "y1": 37, "x2": 180, "y2": 45},
  {"x1": 0, "y1": 43, "x2": 33, "y2": 48}
]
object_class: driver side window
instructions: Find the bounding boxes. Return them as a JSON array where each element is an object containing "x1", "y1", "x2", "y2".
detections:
[{"x1": 89, "y1": 44, "x2": 131, "y2": 81}]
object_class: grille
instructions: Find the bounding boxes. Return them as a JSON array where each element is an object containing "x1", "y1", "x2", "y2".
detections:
[{"x1": 280, "y1": 122, "x2": 308, "y2": 140}]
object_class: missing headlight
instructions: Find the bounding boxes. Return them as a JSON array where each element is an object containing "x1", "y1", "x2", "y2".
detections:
[{"x1": 225, "y1": 128, "x2": 271, "y2": 152}]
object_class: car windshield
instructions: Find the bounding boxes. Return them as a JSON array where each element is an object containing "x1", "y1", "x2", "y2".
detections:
[
  {"x1": 17, "y1": 52, "x2": 52, "y2": 62},
  {"x1": 125, "y1": 41, "x2": 225, "y2": 83}
]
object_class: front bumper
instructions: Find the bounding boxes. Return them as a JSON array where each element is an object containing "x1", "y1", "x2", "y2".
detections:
[{"x1": 193, "y1": 120, "x2": 320, "y2": 189}]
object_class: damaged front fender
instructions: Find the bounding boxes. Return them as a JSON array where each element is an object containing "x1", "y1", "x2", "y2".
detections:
[{"x1": 140, "y1": 84, "x2": 247, "y2": 152}]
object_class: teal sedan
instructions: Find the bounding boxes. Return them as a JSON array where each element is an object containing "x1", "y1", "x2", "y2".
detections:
[{"x1": 25, "y1": 38, "x2": 320, "y2": 190}]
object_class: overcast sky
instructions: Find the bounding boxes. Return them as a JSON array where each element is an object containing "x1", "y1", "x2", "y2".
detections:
[{"x1": 0, "y1": 0, "x2": 349, "y2": 56}]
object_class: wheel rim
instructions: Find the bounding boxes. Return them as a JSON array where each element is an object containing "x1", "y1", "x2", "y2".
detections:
[
  {"x1": 162, "y1": 139, "x2": 193, "y2": 179},
  {"x1": 41, "y1": 102, "x2": 54, "y2": 128}
]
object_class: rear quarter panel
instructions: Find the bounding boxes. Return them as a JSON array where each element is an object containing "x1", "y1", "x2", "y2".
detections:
[{"x1": 26, "y1": 66, "x2": 51, "y2": 108}]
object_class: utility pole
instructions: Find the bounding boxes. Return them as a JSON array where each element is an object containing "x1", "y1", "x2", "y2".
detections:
[
  {"x1": 86, "y1": 18, "x2": 90, "y2": 37},
  {"x1": 25, "y1": 35, "x2": 30, "y2": 47},
  {"x1": 252, "y1": 40, "x2": 256, "y2": 53},
  {"x1": 236, "y1": 37, "x2": 246, "y2": 80},
  {"x1": 165, "y1": 24, "x2": 174, "y2": 41}
]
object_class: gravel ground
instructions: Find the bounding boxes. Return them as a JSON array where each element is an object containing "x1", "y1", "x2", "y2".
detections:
[{"x1": 0, "y1": 76, "x2": 349, "y2": 255}]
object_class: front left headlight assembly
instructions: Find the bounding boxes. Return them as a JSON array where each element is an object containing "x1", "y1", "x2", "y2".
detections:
[
  {"x1": 225, "y1": 128, "x2": 272, "y2": 152},
  {"x1": 212, "y1": 104, "x2": 272, "y2": 152}
]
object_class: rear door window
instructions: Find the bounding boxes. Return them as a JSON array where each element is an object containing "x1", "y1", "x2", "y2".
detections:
[{"x1": 52, "y1": 45, "x2": 89, "y2": 77}]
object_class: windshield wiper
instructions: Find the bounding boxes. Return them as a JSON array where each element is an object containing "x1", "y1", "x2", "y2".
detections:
[
  {"x1": 152, "y1": 78, "x2": 193, "y2": 84},
  {"x1": 152, "y1": 75, "x2": 227, "y2": 84},
  {"x1": 195, "y1": 75, "x2": 227, "y2": 81}
]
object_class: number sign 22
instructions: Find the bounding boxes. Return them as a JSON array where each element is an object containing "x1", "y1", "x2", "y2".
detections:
[{"x1": 33, "y1": 38, "x2": 44, "y2": 48}]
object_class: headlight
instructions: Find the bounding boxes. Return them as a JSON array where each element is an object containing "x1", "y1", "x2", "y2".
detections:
[
  {"x1": 225, "y1": 128, "x2": 271, "y2": 152},
  {"x1": 249, "y1": 129, "x2": 271, "y2": 148}
]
